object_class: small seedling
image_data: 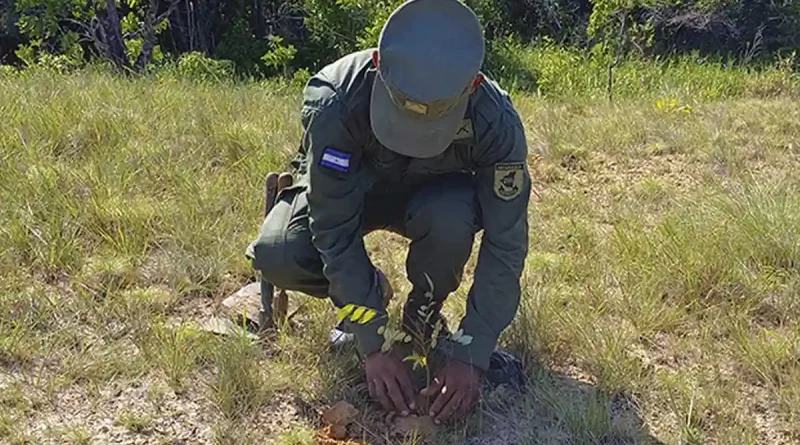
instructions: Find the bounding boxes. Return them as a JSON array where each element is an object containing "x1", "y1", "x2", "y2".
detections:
[{"x1": 336, "y1": 272, "x2": 473, "y2": 415}]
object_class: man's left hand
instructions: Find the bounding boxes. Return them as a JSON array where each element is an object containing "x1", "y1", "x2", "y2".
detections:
[{"x1": 420, "y1": 359, "x2": 483, "y2": 424}]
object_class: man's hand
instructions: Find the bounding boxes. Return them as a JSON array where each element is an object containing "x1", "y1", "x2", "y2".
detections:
[
  {"x1": 365, "y1": 350, "x2": 416, "y2": 416},
  {"x1": 420, "y1": 360, "x2": 483, "y2": 424}
]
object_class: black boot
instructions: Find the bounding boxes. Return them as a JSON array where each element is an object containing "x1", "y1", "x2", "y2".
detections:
[{"x1": 485, "y1": 348, "x2": 528, "y2": 392}]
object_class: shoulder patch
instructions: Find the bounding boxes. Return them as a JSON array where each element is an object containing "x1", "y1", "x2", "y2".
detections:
[
  {"x1": 454, "y1": 119, "x2": 474, "y2": 140},
  {"x1": 320, "y1": 147, "x2": 351, "y2": 172},
  {"x1": 494, "y1": 162, "x2": 525, "y2": 201}
]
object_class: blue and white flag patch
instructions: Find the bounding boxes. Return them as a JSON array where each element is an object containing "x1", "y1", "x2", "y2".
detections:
[{"x1": 320, "y1": 148, "x2": 351, "y2": 172}]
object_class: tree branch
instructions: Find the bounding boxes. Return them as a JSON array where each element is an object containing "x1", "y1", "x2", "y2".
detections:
[
  {"x1": 608, "y1": 11, "x2": 628, "y2": 102},
  {"x1": 64, "y1": 18, "x2": 94, "y2": 37},
  {"x1": 156, "y1": 0, "x2": 182, "y2": 25}
]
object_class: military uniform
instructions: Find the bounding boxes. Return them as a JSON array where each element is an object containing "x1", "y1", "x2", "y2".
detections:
[{"x1": 246, "y1": 1, "x2": 530, "y2": 373}]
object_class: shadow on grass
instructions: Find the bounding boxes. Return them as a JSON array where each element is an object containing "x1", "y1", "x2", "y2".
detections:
[{"x1": 456, "y1": 359, "x2": 668, "y2": 445}]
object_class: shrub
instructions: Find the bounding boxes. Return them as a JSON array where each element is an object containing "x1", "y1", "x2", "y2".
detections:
[{"x1": 174, "y1": 51, "x2": 235, "y2": 83}]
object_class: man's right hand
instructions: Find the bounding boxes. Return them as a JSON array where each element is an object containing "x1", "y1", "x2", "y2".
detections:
[{"x1": 365, "y1": 349, "x2": 416, "y2": 416}]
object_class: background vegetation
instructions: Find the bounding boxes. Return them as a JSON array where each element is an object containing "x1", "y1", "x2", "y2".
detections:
[{"x1": 1, "y1": 0, "x2": 799, "y2": 88}]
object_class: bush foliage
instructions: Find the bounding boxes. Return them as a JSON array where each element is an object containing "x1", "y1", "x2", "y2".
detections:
[{"x1": 1, "y1": 0, "x2": 798, "y2": 84}]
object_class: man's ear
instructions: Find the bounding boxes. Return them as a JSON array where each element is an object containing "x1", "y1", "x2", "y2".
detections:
[
  {"x1": 372, "y1": 50, "x2": 379, "y2": 68},
  {"x1": 471, "y1": 73, "x2": 484, "y2": 93}
]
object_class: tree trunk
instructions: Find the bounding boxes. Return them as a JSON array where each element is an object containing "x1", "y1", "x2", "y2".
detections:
[
  {"x1": 188, "y1": 0, "x2": 196, "y2": 52},
  {"x1": 169, "y1": 0, "x2": 190, "y2": 53},
  {"x1": 135, "y1": 0, "x2": 159, "y2": 70},
  {"x1": 2, "y1": 0, "x2": 18, "y2": 34},
  {"x1": 96, "y1": 0, "x2": 130, "y2": 70},
  {"x1": 193, "y1": 0, "x2": 211, "y2": 54},
  {"x1": 253, "y1": 0, "x2": 266, "y2": 40},
  {"x1": 1, "y1": 0, "x2": 22, "y2": 65}
]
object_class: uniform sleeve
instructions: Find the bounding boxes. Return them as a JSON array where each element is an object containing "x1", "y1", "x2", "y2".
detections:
[
  {"x1": 451, "y1": 108, "x2": 531, "y2": 371},
  {"x1": 301, "y1": 101, "x2": 386, "y2": 358}
]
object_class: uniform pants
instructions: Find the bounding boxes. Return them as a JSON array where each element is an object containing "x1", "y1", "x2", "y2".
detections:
[{"x1": 247, "y1": 172, "x2": 481, "y2": 335}]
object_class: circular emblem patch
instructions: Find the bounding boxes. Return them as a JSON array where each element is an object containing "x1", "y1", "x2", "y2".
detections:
[{"x1": 494, "y1": 162, "x2": 525, "y2": 201}]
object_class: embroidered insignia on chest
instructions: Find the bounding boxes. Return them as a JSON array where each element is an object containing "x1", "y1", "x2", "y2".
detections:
[
  {"x1": 320, "y1": 147, "x2": 351, "y2": 172},
  {"x1": 454, "y1": 119, "x2": 474, "y2": 140},
  {"x1": 494, "y1": 162, "x2": 525, "y2": 201}
]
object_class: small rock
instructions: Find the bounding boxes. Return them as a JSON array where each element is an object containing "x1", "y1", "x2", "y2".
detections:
[
  {"x1": 220, "y1": 283, "x2": 263, "y2": 325},
  {"x1": 394, "y1": 415, "x2": 436, "y2": 436},
  {"x1": 322, "y1": 401, "x2": 358, "y2": 426},
  {"x1": 328, "y1": 424, "x2": 348, "y2": 440},
  {"x1": 198, "y1": 316, "x2": 259, "y2": 340}
]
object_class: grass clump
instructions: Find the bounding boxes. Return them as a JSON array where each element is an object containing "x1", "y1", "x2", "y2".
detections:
[
  {"x1": 115, "y1": 410, "x2": 155, "y2": 434},
  {"x1": 206, "y1": 331, "x2": 270, "y2": 420},
  {"x1": 136, "y1": 321, "x2": 212, "y2": 391},
  {"x1": 611, "y1": 180, "x2": 800, "y2": 325}
]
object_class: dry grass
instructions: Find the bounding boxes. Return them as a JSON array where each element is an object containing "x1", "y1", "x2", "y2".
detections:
[{"x1": 1, "y1": 66, "x2": 799, "y2": 445}]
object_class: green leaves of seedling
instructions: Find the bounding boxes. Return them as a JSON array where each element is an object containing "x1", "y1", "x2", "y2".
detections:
[
  {"x1": 423, "y1": 272, "x2": 435, "y2": 300},
  {"x1": 403, "y1": 354, "x2": 428, "y2": 370},
  {"x1": 378, "y1": 324, "x2": 412, "y2": 353},
  {"x1": 450, "y1": 329, "x2": 473, "y2": 346},
  {"x1": 430, "y1": 319, "x2": 444, "y2": 350},
  {"x1": 339, "y1": 272, "x2": 465, "y2": 378}
]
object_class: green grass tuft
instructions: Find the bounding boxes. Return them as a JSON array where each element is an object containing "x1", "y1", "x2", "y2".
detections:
[{"x1": 206, "y1": 331, "x2": 270, "y2": 419}]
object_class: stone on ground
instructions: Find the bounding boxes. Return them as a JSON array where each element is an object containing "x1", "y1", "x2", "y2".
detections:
[
  {"x1": 220, "y1": 282, "x2": 263, "y2": 327},
  {"x1": 327, "y1": 424, "x2": 349, "y2": 440},
  {"x1": 322, "y1": 401, "x2": 359, "y2": 427},
  {"x1": 394, "y1": 415, "x2": 436, "y2": 436},
  {"x1": 197, "y1": 316, "x2": 258, "y2": 340}
]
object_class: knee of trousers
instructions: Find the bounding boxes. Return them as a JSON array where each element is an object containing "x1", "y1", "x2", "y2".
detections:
[
  {"x1": 430, "y1": 219, "x2": 475, "y2": 255},
  {"x1": 249, "y1": 230, "x2": 320, "y2": 290},
  {"x1": 408, "y1": 204, "x2": 478, "y2": 255},
  {"x1": 406, "y1": 211, "x2": 476, "y2": 299}
]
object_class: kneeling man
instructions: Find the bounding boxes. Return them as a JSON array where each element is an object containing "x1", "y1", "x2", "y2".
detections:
[{"x1": 246, "y1": 0, "x2": 530, "y2": 424}]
